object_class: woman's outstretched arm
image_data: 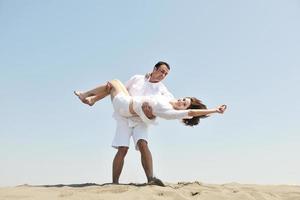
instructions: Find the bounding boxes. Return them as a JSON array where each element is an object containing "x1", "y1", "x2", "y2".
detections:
[{"x1": 188, "y1": 105, "x2": 227, "y2": 117}]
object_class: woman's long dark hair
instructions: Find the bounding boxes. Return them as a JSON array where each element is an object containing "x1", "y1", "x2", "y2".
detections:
[{"x1": 182, "y1": 97, "x2": 209, "y2": 126}]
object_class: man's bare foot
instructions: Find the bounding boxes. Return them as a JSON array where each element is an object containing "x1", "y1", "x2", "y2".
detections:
[
  {"x1": 74, "y1": 91, "x2": 94, "y2": 106},
  {"x1": 148, "y1": 177, "x2": 165, "y2": 187}
]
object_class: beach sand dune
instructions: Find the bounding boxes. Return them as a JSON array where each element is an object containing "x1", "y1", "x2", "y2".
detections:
[{"x1": 1, "y1": 182, "x2": 300, "y2": 200}]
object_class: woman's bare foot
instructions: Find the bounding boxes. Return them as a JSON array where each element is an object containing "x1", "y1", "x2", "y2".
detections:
[
  {"x1": 74, "y1": 91, "x2": 94, "y2": 106},
  {"x1": 85, "y1": 96, "x2": 95, "y2": 106}
]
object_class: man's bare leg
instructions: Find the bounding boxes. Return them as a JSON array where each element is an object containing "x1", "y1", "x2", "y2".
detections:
[
  {"x1": 137, "y1": 140, "x2": 165, "y2": 186},
  {"x1": 137, "y1": 140, "x2": 153, "y2": 182},
  {"x1": 112, "y1": 146, "x2": 128, "y2": 184}
]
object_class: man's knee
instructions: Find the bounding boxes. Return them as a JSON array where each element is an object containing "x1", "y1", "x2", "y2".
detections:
[
  {"x1": 117, "y1": 146, "x2": 128, "y2": 157},
  {"x1": 137, "y1": 139, "x2": 149, "y2": 152}
]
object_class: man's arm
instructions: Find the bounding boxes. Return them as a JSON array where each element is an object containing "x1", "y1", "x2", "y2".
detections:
[
  {"x1": 142, "y1": 102, "x2": 156, "y2": 119},
  {"x1": 160, "y1": 84, "x2": 174, "y2": 100},
  {"x1": 125, "y1": 75, "x2": 138, "y2": 91}
]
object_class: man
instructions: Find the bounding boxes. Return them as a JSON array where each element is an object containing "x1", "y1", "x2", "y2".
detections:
[{"x1": 111, "y1": 61, "x2": 173, "y2": 186}]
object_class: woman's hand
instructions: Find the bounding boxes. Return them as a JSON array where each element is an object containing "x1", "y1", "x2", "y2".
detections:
[{"x1": 216, "y1": 105, "x2": 227, "y2": 114}]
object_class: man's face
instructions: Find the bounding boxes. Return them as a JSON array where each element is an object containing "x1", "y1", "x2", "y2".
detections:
[{"x1": 149, "y1": 64, "x2": 170, "y2": 83}]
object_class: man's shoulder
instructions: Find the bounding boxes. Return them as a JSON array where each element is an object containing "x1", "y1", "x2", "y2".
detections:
[
  {"x1": 128, "y1": 74, "x2": 145, "y2": 80},
  {"x1": 156, "y1": 82, "x2": 174, "y2": 99},
  {"x1": 131, "y1": 74, "x2": 144, "y2": 79},
  {"x1": 156, "y1": 81, "x2": 168, "y2": 89}
]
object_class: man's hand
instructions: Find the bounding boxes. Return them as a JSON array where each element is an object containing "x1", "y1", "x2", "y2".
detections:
[{"x1": 142, "y1": 102, "x2": 156, "y2": 119}]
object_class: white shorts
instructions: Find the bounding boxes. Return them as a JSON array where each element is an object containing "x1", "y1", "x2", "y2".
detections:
[
  {"x1": 112, "y1": 93, "x2": 132, "y2": 117},
  {"x1": 112, "y1": 113, "x2": 149, "y2": 151}
]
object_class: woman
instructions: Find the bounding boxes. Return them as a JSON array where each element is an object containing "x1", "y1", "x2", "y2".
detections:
[{"x1": 74, "y1": 79, "x2": 227, "y2": 126}]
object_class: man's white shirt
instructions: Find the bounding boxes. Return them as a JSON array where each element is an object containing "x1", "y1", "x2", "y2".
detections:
[
  {"x1": 126, "y1": 75, "x2": 174, "y2": 99},
  {"x1": 122, "y1": 74, "x2": 174, "y2": 126}
]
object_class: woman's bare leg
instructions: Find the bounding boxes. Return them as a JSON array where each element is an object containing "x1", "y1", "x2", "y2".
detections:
[
  {"x1": 108, "y1": 79, "x2": 130, "y2": 98},
  {"x1": 73, "y1": 91, "x2": 91, "y2": 105},
  {"x1": 86, "y1": 79, "x2": 130, "y2": 106},
  {"x1": 79, "y1": 84, "x2": 110, "y2": 98},
  {"x1": 74, "y1": 79, "x2": 129, "y2": 106},
  {"x1": 74, "y1": 83, "x2": 111, "y2": 106}
]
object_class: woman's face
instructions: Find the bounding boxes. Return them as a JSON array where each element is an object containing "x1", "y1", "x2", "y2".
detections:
[{"x1": 173, "y1": 98, "x2": 191, "y2": 110}]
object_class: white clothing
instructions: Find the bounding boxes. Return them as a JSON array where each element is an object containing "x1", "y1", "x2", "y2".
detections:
[
  {"x1": 112, "y1": 74, "x2": 174, "y2": 150},
  {"x1": 125, "y1": 75, "x2": 174, "y2": 125},
  {"x1": 111, "y1": 112, "x2": 148, "y2": 150},
  {"x1": 112, "y1": 93, "x2": 191, "y2": 125},
  {"x1": 112, "y1": 93, "x2": 131, "y2": 117},
  {"x1": 132, "y1": 95, "x2": 191, "y2": 125},
  {"x1": 126, "y1": 75, "x2": 174, "y2": 100}
]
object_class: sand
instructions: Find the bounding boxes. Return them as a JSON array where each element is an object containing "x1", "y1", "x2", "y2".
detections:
[{"x1": 1, "y1": 182, "x2": 300, "y2": 200}]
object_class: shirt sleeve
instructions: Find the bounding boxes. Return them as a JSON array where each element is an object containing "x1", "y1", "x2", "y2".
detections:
[
  {"x1": 159, "y1": 83, "x2": 175, "y2": 100},
  {"x1": 125, "y1": 75, "x2": 139, "y2": 90},
  {"x1": 155, "y1": 108, "x2": 192, "y2": 120}
]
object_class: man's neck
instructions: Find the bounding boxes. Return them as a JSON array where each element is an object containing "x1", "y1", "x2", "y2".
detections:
[
  {"x1": 149, "y1": 80, "x2": 159, "y2": 83},
  {"x1": 149, "y1": 76, "x2": 159, "y2": 83}
]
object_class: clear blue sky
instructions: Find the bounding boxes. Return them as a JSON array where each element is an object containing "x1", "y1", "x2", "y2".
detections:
[{"x1": 0, "y1": 0, "x2": 299, "y2": 186}]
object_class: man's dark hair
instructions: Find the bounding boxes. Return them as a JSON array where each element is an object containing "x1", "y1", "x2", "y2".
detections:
[
  {"x1": 182, "y1": 97, "x2": 209, "y2": 126},
  {"x1": 154, "y1": 61, "x2": 170, "y2": 70}
]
